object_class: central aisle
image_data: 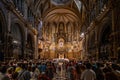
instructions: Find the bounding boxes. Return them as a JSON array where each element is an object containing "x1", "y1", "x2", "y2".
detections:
[
  {"x1": 53, "y1": 70, "x2": 67, "y2": 80},
  {"x1": 53, "y1": 62, "x2": 68, "y2": 80}
]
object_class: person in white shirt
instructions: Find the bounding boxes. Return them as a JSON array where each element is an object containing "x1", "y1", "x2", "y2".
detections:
[{"x1": 81, "y1": 63, "x2": 96, "y2": 80}]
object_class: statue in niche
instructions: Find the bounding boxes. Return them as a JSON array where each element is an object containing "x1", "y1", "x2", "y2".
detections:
[
  {"x1": 58, "y1": 38, "x2": 64, "y2": 48},
  {"x1": 59, "y1": 22, "x2": 64, "y2": 33}
]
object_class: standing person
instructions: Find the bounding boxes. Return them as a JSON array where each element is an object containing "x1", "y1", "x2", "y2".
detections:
[
  {"x1": 75, "y1": 63, "x2": 81, "y2": 80},
  {"x1": 30, "y1": 66, "x2": 40, "y2": 80},
  {"x1": 6, "y1": 67, "x2": 14, "y2": 80},
  {"x1": 81, "y1": 63, "x2": 96, "y2": 80},
  {"x1": 46, "y1": 63, "x2": 54, "y2": 80},
  {"x1": 17, "y1": 63, "x2": 31, "y2": 80},
  {"x1": 104, "y1": 66, "x2": 119, "y2": 80},
  {"x1": 38, "y1": 72, "x2": 50, "y2": 80},
  {"x1": 40, "y1": 63, "x2": 46, "y2": 73},
  {"x1": 95, "y1": 63, "x2": 105, "y2": 80},
  {"x1": 0, "y1": 66, "x2": 10, "y2": 80}
]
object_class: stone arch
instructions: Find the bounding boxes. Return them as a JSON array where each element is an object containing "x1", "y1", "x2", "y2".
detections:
[
  {"x1": 97, "y1": 17, "x2": 111, "y2": 43},
  {"x1": 35, "y1": 3, "x2": 81, "y2": 19},
  {"x1": 10, "y1": 20, "x2": 25, "y2": 59},
  {"x1": 43, "y1": 8, "x2": 80, "y2": 23},
  {"x1": 97, "y1": 17, "x2": 112, "y2": 60}
]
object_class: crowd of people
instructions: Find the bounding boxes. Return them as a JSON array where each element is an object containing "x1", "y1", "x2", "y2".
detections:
[
  {"x1": 0, "y1": 59, "x2": 120, "y2": 80},
  {"x1": 66, "y1": 60, "x2": 120, "y2": 80}
]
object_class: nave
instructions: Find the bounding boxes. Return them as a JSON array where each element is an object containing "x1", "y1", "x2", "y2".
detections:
[
  {"x1": 0, "y1": 0, "x2": 120, "y2": 62},
  {"x1": 0, "y1": 0, "x2": 120, "y2": 80}
]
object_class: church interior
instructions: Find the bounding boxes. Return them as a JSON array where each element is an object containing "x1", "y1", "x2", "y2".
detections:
[{"x1": 0, "y1": 0, "x2": 120, "y2": 61}]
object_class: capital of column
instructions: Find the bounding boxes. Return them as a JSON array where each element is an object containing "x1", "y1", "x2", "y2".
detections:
[{"x1": 26, "y1": 22, "x2": 38, "y2": 35}]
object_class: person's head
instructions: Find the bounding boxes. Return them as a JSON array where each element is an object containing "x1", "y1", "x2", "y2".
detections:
[
  {"x1": 86, "y1": 63, "x2": 92, "y2": 69},
  {"x1": 21, "y1": 63, "x2": 28, "y2": 70},
  {"x1": 80, "y1": 65, "x2": 86, "y2": 71},
  {"x1": 103, "y1": 66, "x2": 112, "y2": 73},
  {"x1": 0, "y1": 66, "x2": 7, "y2": 74},
  {"x1": 112, "y1": 63, "x2": 120, "y2": 70},
  {"x1": 7, "y1": 67, "x2": 14, "y2": 74},
  {"x1": 12, "y1": 72, "x2": 18, "y2": 79}
]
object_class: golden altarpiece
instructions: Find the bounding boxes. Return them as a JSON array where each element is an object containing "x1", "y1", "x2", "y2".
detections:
[{"x1": 38, "y1": 9, "x2": 84, "y2": 59}]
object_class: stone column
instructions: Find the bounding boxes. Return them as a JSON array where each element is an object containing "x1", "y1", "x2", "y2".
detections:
[
  {"x1": 8, "y1": 11, "x2": 11, "y2": 32},
  {"x1": 5, "y1": 11, "x2": 11, "y2": 58},
  {"x1": 34, "y1": 34, "x2": 38, "y2": 59},
  {"x1": 95, "y1": 27, "x2": 99, "y2": 61},
  {"x1": 85, "y1": 33, "x2": 88, "y2": 60},
  {"x1": 111, "y1": 0, "x2": 120, "y2": 59},
  {"x1": 22, "y1": 0, "x2": 28, "y2": 58}
]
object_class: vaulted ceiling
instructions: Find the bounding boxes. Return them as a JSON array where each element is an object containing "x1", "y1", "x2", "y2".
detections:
[
  {"x1": 27, "y1": 0, "x2": 87, "y2": 19},
  {"x1": 26, "y1": 0, "x2": 93, "y2": 32},
  {"x1": 34, "y1": 0, "x2": 81, "y2": 19}
]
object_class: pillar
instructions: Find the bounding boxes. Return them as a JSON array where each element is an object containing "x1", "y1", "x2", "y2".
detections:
[
  {"x1": 85, "y1": 33, "x2": 88, "y2": 60},
  {"x1": 95, "y1": 27, "x2": 99, "y2": 60},
  {"x1": 112, "y1": 0, "x2": 120, "y2": 60},
  {"x1": 5, "y1": 11, "x2": 11, "y2": 58},
  {"x1": 34, "y1": 34, "x2": 38, "y2": 59},
  {"x1": 8, "y1": 11, "x2": 11, "y2": 32}
]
